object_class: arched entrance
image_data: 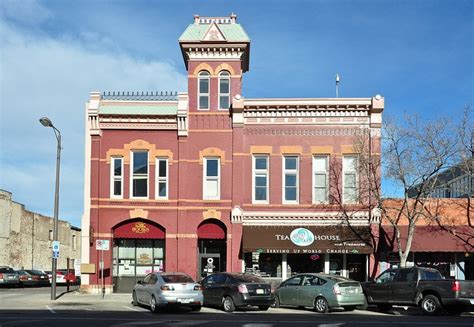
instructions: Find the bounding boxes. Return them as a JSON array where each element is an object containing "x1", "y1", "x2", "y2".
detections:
[
  {"x1": 112, "y1": 219, "x2": 165, "y2": 293},
  {"x1": 197, "y1": 219, "x2": 226, "y2": 278}
]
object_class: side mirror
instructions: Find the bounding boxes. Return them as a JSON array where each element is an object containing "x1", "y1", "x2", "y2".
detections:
[{"x1": 137, "y1": 280, "x2": 143, "y2": 285}]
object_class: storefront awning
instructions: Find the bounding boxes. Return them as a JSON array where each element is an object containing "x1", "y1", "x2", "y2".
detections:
[
  {"x1": 243, "y1": 225, "x2": 373, "y2": 254},
  {"x1": 381, "y1": 225, "x2": 473, "y2": 252},
  {"x1": 114, "y1": 221, "x2": 165, "y2": 239},
  {"x1": 198, "y1": 222, "x2": 226, "y2": 239}
]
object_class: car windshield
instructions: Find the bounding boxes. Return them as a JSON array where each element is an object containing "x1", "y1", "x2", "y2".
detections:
[
  {"x1": 232, "y1": 274, "x2": 265, "y2": 283},
  {"x1": 0, "y1": 268, "x2": 14, "y2": 273},
  {"x1": 161, "y1": 274, "x2": 194, "y2": 283}
]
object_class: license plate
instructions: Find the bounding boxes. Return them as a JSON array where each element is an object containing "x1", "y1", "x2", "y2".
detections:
[
  {"x1": 256, "y1": 289, "x2": 264, "y2": 294},
  {"x1": 179, "y1": 299, "x2": 192, "y2": 303},
  {"x1": 348, "y1": 289, "x2": 355, "y2": 294}
]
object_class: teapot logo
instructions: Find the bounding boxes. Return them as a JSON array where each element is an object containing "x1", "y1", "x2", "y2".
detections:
[{"x1": 290, "y1": 228, "x2": 315, "y2": 247}]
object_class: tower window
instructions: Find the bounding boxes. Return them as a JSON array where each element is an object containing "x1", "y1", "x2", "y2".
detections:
[
  {"x1": 198, "y1": 71, "x2": 210, "y2": 109},
  {"x1": 218, "y1": 71, "x2": 230, "y2": 109}
]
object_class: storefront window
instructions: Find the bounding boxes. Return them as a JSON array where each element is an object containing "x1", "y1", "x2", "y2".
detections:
[
  {"x1": 113, "y1": 239, "x2": 165, "y2": 278},
  {"x1": 287, "y1": 253, "x2": 323, "y2": 276},
  {"x1": 244, "y1": 253, "x2": 282, "y2": 277},
  {"x1": 415, "y1": 252, "x2": 454, "y2": 279},
  {"x1": 329, "y1": 254, "x2": 343, "y2": 276}
]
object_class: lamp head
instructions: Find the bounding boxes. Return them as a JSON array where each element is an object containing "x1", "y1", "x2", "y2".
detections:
[{"x1": 39, "y1": 117, "x2": 53, "y2": 127}]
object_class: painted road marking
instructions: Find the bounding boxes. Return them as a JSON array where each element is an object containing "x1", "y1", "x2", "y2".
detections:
[
  {"x1": 45, "y1": 306, "x2": 56, "y2": 314},
  {"x1": 122, "y1": 306, "x2": 140, "y2": 312}
]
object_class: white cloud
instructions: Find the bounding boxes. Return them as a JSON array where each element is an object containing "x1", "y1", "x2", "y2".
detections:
[{"x1": 0, "y1": 15, "x2": 187, "y2": 227}]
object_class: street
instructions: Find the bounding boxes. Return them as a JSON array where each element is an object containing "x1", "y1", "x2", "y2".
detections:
[{"x1": 0, "y1": 287, "x2": 473, "y2": 326}]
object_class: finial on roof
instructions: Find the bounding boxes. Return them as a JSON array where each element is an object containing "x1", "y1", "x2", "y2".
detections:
[
  {"x1": 230, "y1": 12, "x2": 237, "y2": 23},
  {"x1": 194, "y1": 14, "x2": 200, "y2": 25}
]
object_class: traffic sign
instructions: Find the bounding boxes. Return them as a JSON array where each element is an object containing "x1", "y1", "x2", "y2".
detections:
[
  {"x1": 96, "y1": 239, "x2": 110, "y2": 251},
  {"x1": 52, "y1": 241, "x2": 60, "y2": 252},
  {"x1": 52, "y1": 250, "x2": 59, "y2": 259}
]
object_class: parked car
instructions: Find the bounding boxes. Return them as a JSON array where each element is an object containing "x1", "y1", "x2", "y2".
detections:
[
  {"x1": 273, "y1": 273, "x2": 365, "y2": 313},
  {"x1": 362, "y1": 266, "x2": 474, "y2": 315},
  {"x1": 132, "y1": 272, "x2": 203, "y2": 313},
  {"x1": 57, "y1": 269, "x2": 79, "y2": 285},
  {"x1": 17, "y1": 270, "x2": 41, "y2": 287},
  {"x1": 200, "y1": 273, "x2": 273, "y2": 312},
  {"x1": 25, "y1": 270, "x2": 50, "y2": 286},
  {"x1": 0, "y1": 267, "x2": 20, "y2": 287}
]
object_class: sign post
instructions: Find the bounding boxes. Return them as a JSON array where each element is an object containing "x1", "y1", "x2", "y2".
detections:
[{"x1": 96, "y1": 240, "x2": 110, "y2": 298}]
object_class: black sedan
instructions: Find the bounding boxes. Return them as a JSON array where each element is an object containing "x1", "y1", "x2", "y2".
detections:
[
  {"x1": 200, "y1": 273, "x2": 273, "y2": 312},
  {"x1": 25, "y1": 270, "x2": 50, "y2": 286}
]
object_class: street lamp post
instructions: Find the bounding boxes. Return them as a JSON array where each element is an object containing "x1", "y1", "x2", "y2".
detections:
[{"x1": 39, "y1": 117, "x2": 61, "y2": 301}]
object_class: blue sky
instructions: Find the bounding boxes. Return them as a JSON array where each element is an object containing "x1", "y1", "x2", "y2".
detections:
[{"x1": 0, "y1": 0, "x2": 472, "y2": 227}]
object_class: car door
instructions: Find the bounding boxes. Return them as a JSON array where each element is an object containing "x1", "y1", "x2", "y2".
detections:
[
  {"x1": 297, "y1": 275, "x2": 321, "y2": 307},
  {"x1": 367, "y1": 270, "x2": 396, "y2": 303},
  {"x1": 143, "y1": 274, "x2": 159, "y2": 304},
  {"x1": 201, "y1": 274, "x2": 217, "y2": 305},
  {"x1": 391, "y1": 268, "x2": 417, "y2": 303},
  {"x1": 137, "y1": 274, "x2": 151, "y2": 303},
  {"x1": 278, "y1": 275, "x2": 303, "y2": 306},
  {"x1": 212, "y1": 274, "x2": 228, "y2": 304}
]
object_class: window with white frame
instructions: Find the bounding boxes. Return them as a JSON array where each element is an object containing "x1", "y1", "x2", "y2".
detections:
[
  {"x1": 203, "y1": 157, "x2": 220, "y2": 199},
  {"x1": 198, "y1": 71, "x2": 210, "y2": 110},
  {"x1": 156, "y1": 158, "x2": 168, "y2": 199},
  {"x1": 283, "y1": 156, "x2": 299, "y2": 203},
  {"x1": 218, "y1": 71, "x2": 230, "y2": 109},
  {"x1": 313, "y1": 156, "x2": 329, "y2": 203},
  {"x1": 110, "y1": 157, "x2": 123, "y2": 198},
  {"x1": 343, "y1": 155, "x2": 359, "y2": 203},
  {"x1": 253, "y1": 155, "x2": 269, "y2": 203},
  {"x1": 131, "y1": 151, "x2": 148, "y2": 198}
]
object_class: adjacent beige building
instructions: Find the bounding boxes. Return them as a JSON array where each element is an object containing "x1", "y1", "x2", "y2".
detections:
[{"x1": 0, "y1": 189, "x2": 81, "y2": 270}]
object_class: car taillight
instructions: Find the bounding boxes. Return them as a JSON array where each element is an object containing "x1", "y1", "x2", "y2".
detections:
[
  {"x1": 194, "y1": 285, "x2": 202, "y2": 291},
  {"x1": 0, "y1": 273, "x2": 3, "y2": 279},
  {"x1": 161, "y1": 285, "x2": 175, "y2": 291},
  {"x1": 238, "y1": 284, "x2": 248, "y2": 294},
  {"x1": 333, "y1": 285, "x2": 341, "y2": 295},
  {"x1": 451, "y1": 281, "x2": 460, "y2": 292}
]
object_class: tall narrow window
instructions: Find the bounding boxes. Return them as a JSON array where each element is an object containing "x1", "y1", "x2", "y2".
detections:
[
  {"x1": 198, "y1": 71, "x2": 210, "y2": 109},
  {"x1": 156, "y1": 158, "x2": 168, "y2": 200},
  {"x1": 203, "y1": 157, "x2": 220, "y2": 199},
  {"x1": 343, "y1": 156, "x2": 358, "y2": 203},
  {"x1": 313, "y1": 156, "x2": 328, "y2": 203},
  {"x1": 110, "y1": 157, "x2": 123, "y2": 198},
  {"x1": 218, "y1": 71, "x2": 230, "y2": 109},
  {"x1": 253, "y1": 155, "x2": 269, "y2": 203},
  {"x1": 283, "y1": 156, "x2": 299, "y2": 203},
  {"x1": 131, "y1": 151, "x2": 148, "y2": 198},
  {"x1": 72, "y1": 234, "x2": 77, "y2": 250}
]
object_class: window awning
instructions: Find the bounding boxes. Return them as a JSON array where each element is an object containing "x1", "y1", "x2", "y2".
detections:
[
  {"x1": 114, "y1": 221, "x2": 165, "y2": 239},
  {"x1": 198, "y1": 223, "x2": 226, "y2": 239},
  {"x1": 380, "y1": 225, "x2": 473, "y2": 252}
]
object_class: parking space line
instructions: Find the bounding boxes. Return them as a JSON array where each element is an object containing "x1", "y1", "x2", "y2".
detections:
[
  {"x1": 122, "y1": 306, "x2": 140, "y2": 312},
  {"x1": 45, "y1": 305, "x2": 56, "y2": 314}
]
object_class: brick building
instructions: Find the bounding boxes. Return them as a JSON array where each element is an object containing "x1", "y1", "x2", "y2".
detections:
[{"x1": 81, "y1": 14, "x2": 384, "y2": 293}]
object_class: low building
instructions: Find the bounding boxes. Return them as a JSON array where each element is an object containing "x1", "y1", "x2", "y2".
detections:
[
  {"x1": 379, "y1": 198, "x2": 473, "y2": 280},
  {"x1": 0, "y1": 189, "x2": 81, "y2": 271}
]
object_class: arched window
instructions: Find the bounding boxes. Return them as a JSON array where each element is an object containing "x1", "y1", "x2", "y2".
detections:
[
  {"x1": 198, "y1": 71, "x2": 210, "y2": 109},
  {"x1": 218, "y1": 71, "x2": 230, "y2": 109}
]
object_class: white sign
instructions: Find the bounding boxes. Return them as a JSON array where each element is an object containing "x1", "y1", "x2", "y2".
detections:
[
  {"x1": 52, "y1": 241, "x2": 60, "y2": 251},
  {"x1": 74, "y1": 259, "x2": 81, "y2": 276},
  {"x1": 96, "y1": 240, "x2": 110, "y2": 251},
  {"x1": 290, "y1": 228, "x2": 315, "y2": 247}
]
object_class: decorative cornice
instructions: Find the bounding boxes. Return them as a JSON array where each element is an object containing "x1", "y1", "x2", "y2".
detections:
[{"x1": 244, "y1": 127, "x2": 366, "y2": 137}]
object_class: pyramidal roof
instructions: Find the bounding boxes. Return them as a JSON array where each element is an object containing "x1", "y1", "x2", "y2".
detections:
[{"x1": 179, "y1": 14, "x2": 250, "y2": 43}]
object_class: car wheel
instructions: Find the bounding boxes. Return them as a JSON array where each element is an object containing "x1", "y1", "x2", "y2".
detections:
[
  {"x1": 222, "y1": 296, "x2": 235, "y2": 313},
  {"x1": 258, "y1": 305, "x2": 270, "y2": 311},
  {"x1": 132, "y1": 291, "x2": 138, "y2": 306},
  {"x1": 314, "y1": 296, "x2": 329, "y2": 313},
  {"x1": 150, "y1": 296, "x2": 159, "y2": 313},
  {"x1": 421, "y1": 295, "x2": 441, "y2": 315},
  {"x1": 377, "y1": 304, "x2": 392, "y2": 313},
  {"x1": 191, "y1": 305, "x2": 201, "y2": 312},
  {"x1": 271, "y1": 295, "x2": 280, "y2": 308}
]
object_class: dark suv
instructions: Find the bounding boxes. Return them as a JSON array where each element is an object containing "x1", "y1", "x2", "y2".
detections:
[{"x1": 200, "y1": 273, "x2": 273, "y2": 312}]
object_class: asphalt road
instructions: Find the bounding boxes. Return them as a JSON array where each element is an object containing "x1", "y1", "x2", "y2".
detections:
[{"x1": 0, "y1": 286, "x2": 473, "y2": 327}]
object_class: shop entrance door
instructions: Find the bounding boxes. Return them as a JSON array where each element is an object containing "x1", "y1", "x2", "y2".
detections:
[{"x1": 198, "y1": 253, "x2": 221, "y2": 278}]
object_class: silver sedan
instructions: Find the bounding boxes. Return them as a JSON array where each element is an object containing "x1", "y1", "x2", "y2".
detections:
[{"x1": 132, "y1": 272, "x2": 203, "y2": 313}]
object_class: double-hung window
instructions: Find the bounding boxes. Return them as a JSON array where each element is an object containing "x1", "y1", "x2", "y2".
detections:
[
  {"x1": 313, "y1": 156, "x2": 328, "y2": 203},
  {"x1": 283, "y1": 156, "x2": 299, "y2": 203},
  {"x1": 110, "y1": 157, "x2": 123, "y2": 198},
  {"x1": 253, "y1": 155, "x2": 269, "y2": 203},
  {"x1": 203, "y1": 157, "x2": 220, "y2": 200},
  {"x1": 198, "y1": 71, "x2": 210, "y2": 110},
  {"x1": 131, "y1": 151, "x2": 148, "y2": 198},
  {"x1": 343, "y1": 155, "x2": 358, "y2": 203},
  {"x1": 156, "y1": 158, "x2": 168, "y2": 200},
  {"x1": 218, "y1": 71, "x2": 230, "y2": 109}
]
